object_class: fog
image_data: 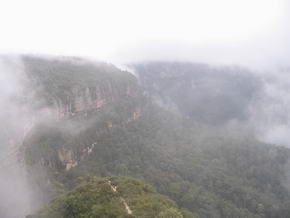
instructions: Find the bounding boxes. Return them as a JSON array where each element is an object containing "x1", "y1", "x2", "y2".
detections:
[
  {"x1": 251, "y1": 71, "x2": 290, "y2": 146},
  {"x1": 1, "y1": 54, "x2": 290, "y2": 216},
  {"x1": 1, "y1": 0, "x2": 290, "y2": 217},
  {"x1": 0, "y1": 57, "x2": 33, "y2": 217},
  {"x1": 1, "y1": 0, "x2": 290, "y2": 70}
]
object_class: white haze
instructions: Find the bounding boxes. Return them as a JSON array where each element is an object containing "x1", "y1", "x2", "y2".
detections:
[
  {"x1": 0, "y1": 0, "x2": 289, "y2": 70},
  {"x1": 0, "y1": 1, "x2": 290, "y2": 217},
  {"x1": 0, "y1": 57, "x2": 33, "y2": 217},
  {"x1": 251, "y1": 71, "x2": 290, "y2": 146}
]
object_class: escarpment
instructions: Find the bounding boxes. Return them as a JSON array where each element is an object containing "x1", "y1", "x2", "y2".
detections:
[
  {"x1": 23, "y1": 56, "x2": 141, "y2": 120},
  {"x1": 21, "y1": 56, "x2": 146, "y2": 207},
  {"x1": 23, "y1": 56, "x2": 144, "y2": 165}
]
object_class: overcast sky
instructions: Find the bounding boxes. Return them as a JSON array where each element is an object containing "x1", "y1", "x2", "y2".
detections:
[{"x1": 0, "y1": 0, "x2": 289, "y2": 69}]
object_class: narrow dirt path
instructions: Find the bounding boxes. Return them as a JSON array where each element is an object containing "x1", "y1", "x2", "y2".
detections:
[{"x1": 108, "y1": 180, "x2": 133, "y2": 215}]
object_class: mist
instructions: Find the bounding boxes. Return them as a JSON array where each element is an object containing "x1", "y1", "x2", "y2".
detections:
[
  {"x1": 1, "y1": 1, "x2": 290, "y2": 217},
  {"x1": 0, "y1": 55, "x2": 290, "y2": 217},
  {"x1": 249, "y1": 70, "x2": 290, "y2": 146},
  {"x1": 0, "y1": 56, "x2": 34, "y2": 218},
  {"x1": 1, "y1": 52, "x2": 290, "y2": 217}
]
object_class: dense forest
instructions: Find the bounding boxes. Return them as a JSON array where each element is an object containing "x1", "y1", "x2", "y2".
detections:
[
  {"x1": 19, "y1": 57, "x2": 290, "y2": 218},
  {"x1": 28, "y1": 177, "x2": 186, "y2": 218}
]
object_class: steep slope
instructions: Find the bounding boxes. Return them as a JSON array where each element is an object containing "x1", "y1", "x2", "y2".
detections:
[
  {"x1": 23, "y1": 56, "x2": 141, "y2": 120},
  {"x1": 21, "y1": 55, "x2": 145, "y2": 209}
]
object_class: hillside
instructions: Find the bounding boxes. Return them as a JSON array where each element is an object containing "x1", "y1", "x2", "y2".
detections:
[
  {"x1": 131, "y1": 62, "x2": 262, "y2": 125},
  {"x1": 27, "y1": 177, "x2": 185, "y2": 218},
  {"x1": 19, "y1": 57, "x2": 290, "y2": 218}
]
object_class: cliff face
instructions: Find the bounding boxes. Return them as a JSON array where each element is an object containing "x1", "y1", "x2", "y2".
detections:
[
  {"x1": 23, "y1": 56, "x2": 141, "y2": 121},
  {"x1": 23, "y1": 55, "x2": 144, "y2": 157},
  {"x1": 21, "y1": 56, "x2": 145, "y2": 207},
  {"x1": 37, "y1": 81, "x2": 139, "y2": 120}
]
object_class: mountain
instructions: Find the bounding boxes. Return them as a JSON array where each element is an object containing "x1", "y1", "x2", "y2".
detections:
[
  {"x1": 3, "y1": 56, "x2": 290, "y2": 218},
  {"x1": 131, "y1": 62, "x2": 262, "y2": 125},
  {"x1": 21, "y1": 55, "x2": 145, "y2": 209}
]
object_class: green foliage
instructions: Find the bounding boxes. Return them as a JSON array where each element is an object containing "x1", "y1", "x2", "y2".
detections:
[
  {"x1": 24, "y1": 122, "x2": 66, "y2": 166},
  {"x1": 157, "y1": 208, "x2": 183, "y2": 218},
  {"x1": 25, "y1": 103, "x2": 290, "y2": 217},
  {"x1": 23, "y1": 58, "x2": 290, "y2": 218},
  {"x1": 29, "y1": 177, "x2": 183, "y2": 218}
]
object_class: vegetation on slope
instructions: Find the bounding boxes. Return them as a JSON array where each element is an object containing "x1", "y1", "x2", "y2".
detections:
[
  {"x1": 25, "y1": 102, "x2": 290, "y2": 217},
  {"x1": 27, "y1": 176, "x2": 186, "y2": 218},
  {"x1": 132, "y1": 62, "x2": 262, "y2": 125},
  {"x1": 22, "y1": 58, "x2": 290, "y2": 218}
]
